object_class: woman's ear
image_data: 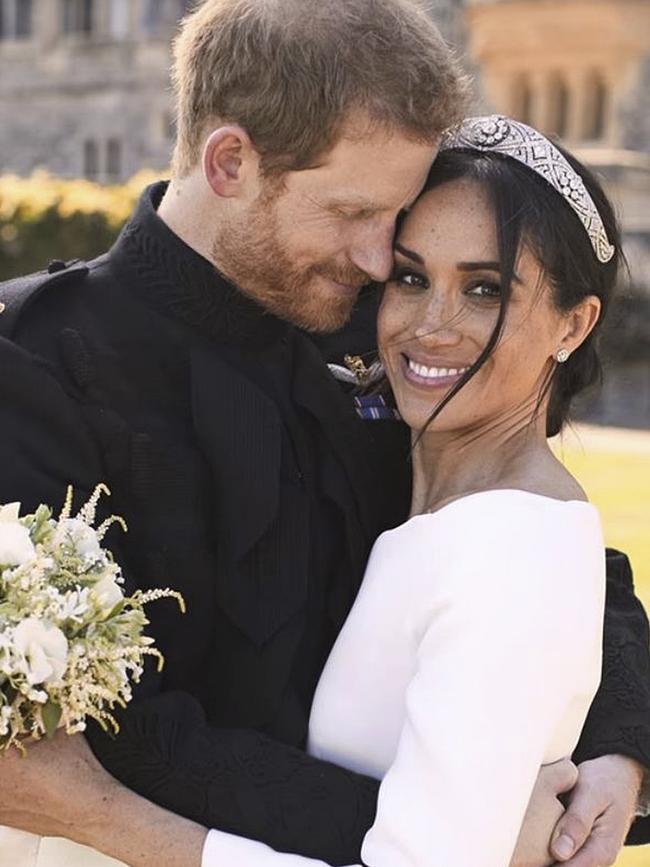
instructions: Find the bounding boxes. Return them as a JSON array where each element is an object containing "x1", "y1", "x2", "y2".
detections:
[
  {"x1": 202, "y1": 125, "x2": 259, "y2": 198},
  {"x1": 557, "y1": 295, "x2": 602, "y2": 356}
]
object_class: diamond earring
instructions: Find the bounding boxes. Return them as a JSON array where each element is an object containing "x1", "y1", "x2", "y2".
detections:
[{"x1": 556, "y1": 348, "x2": 570, "y2": 363}]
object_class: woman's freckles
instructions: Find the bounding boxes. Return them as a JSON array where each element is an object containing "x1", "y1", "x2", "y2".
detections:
[{"x1": 378, "y1": 178, "x2": 564, "y2": 436}]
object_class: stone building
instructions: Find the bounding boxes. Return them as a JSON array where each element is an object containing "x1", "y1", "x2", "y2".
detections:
[
  {"x1": 466, "y1": 0, "x2": 650, "y2": 238},
  {"x1": 0, "y1": 0, "x2": 464, "y2": 183},
  {"x1": 465, "y1": 0, "x2": 650, "y2": 427},
  {"x1": 0, "y1": 0, "x2": 191, "y2": 183}
]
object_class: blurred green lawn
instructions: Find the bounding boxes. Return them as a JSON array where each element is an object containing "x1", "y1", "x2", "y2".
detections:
[{"x1": 552, "y1": 425, "x2": 650, "y2": 867}]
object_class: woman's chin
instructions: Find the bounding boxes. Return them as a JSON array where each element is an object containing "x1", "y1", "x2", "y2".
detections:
[
  {"x1": 398, "y1": 408, "x2": 442, "y2": 434},
  {"x1": 392, "y1": 393, "x2": 439, "y2": 429},
  {"x1": 397, "y1": 402, "x2": 468, "y2": 437}
]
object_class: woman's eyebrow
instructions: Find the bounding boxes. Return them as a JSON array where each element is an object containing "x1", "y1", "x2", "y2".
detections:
[
  {"x1": 395, "y1": 243, "x2": 425, "y2": 264},
  {"x1": 458, "y1": 261, "x2": 522, "y2": 284}
]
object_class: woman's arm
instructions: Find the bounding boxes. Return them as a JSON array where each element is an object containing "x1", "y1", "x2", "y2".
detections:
[{"x1": 202, "y1": 497, "x2": 606, "y2": 867}]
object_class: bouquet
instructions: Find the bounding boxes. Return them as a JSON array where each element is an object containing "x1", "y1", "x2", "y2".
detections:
[{"x1": 0, "y1": 484, "x2": 184, "y2": 866}]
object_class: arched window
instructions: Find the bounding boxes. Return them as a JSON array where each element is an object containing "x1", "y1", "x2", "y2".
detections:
[
  {"x1": 62, "y1": 0, "x2": 72, "y2": 32},
  {"x1": 63, "y1": 0, "x2": 94, "y2": 34},
  {"x1": 584, "y1": 75, "x2": 608, "y2": 141},
  {"x1": 511, "y1": 74, "x2": 533, "y2": 125},
  {"x1": 83, "y1": 139, "x2": 99, "y2": 180},
  {"x1": 15, "y1": 0, "x2": 32, "y2": 37},
  {"x1": 0, "y1": 0, "x2": 33, "y2": 39},
  {"x1": 81, "y1": 0, "x2": 93, "y2": 33},
  {"x1": 106, "y1": 138, "x2": 122, "y2": 181},
  {"x1": 548, "y1": 75, "x2": 569, "y2": 138}
]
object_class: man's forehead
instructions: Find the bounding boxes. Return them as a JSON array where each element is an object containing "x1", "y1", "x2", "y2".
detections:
[
  {"x1": 293, "y1": 134, "x2": 437, "y2": 208},
  {"x1": 326, "y1": 127, "x2": 436, "y2": 171}
]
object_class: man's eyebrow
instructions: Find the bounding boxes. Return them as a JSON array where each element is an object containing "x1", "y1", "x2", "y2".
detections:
[
  {"x1": 395, "y1": 243, "x2": 425, "y2": 265},
  {"x1": 458, "y1": 261, "x2": 522, "y2": 284}
]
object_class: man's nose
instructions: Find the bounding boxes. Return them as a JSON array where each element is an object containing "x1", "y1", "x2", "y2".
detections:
[{"x1": 348, "y1": 222, "x2": 395, "y2": 283}]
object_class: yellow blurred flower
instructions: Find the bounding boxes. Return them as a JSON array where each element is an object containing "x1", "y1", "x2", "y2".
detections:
[{"x1": 0, "y1": 169, "x2": 164, "y2": 229}]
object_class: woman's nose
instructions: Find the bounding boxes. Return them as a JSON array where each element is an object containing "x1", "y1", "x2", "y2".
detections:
[{"x1": 414, "y1": 297, "x2": 464, "y2": 345}]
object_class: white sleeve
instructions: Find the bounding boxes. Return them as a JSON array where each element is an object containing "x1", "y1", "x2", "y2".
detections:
[{"x1": 202, "y1": 503, "x2": 604, "y2": 867}]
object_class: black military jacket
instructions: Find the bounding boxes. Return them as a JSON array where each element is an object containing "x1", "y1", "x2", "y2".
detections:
[{"x1": 1, "y1": 183, "x2": 649, "y2": 857}]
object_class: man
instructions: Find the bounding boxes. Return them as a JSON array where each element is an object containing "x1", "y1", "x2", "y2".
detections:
[{"x1": 1, "y1": 1, "x2": 649, "y2": 865}]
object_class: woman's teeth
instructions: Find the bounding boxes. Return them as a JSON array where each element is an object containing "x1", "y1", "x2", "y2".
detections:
[{"x1": 407, "y1": 359, "x2": 469, "y2": 380}]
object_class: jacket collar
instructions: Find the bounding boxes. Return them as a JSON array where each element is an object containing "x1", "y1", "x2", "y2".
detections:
[{"x1": 109, "y1": 181, "x2": 289, "y2": 349}]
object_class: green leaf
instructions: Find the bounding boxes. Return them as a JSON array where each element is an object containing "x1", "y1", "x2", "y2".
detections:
[
  {"x1": 31, "y1": 505, "x2": 54, "y2": 544},
  {"x1": 106, "y1": 600, "x2": 126, "y2": 620},
  {"x1": 42, "y1": 701, "x2": 62, "y2": 739}
]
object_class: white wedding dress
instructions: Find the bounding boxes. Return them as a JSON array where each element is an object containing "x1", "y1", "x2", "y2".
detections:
[
  {"x1": 202, "y1": 490, "x2": 605, "y2": 867},
  {"x1": 0, "y1": 832, "x2": 124, "y2": 867},
  {"x1": 2, "y1": 490, "x2": 605, "y2": 867}
]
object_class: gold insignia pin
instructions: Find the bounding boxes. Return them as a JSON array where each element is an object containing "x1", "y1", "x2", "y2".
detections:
[{"x1": 344, "y1": 354, "x2": 371, "y2": 386}]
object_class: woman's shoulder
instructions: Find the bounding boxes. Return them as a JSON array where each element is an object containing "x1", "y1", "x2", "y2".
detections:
[
  {"x1": 377, "y1": 489, "x2": 604, "y2": 584},
  {"x1": 393, "y1": 488, "x2": 600, "y2": 535},
  {"x1": 360, "y1": 489, "x2": 605, "y2": 658}
]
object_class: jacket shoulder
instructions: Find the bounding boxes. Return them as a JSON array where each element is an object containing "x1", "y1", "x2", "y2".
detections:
[{"x1": 0, "y1": 259, "x2": 91, "y2": 339}]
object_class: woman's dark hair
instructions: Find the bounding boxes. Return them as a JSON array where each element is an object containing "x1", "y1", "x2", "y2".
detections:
[{"x1": 411, "y1": 144, "x2": 622, "y2": 437}]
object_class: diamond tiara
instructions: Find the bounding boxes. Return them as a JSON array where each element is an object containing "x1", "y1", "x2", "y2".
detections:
[{"x1": 439, "y1": 115, "x2": 615, "y2": 264}]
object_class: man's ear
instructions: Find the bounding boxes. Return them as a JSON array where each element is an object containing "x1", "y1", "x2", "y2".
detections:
[
  {"x1": 558, "y1": 295, "x2": 602, "y2": 356},
  {"x1": 202, "y1": 125, "x2": 259, "y2": 198}
]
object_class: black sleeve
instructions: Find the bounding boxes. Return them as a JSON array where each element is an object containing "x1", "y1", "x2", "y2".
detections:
[
  {"x1": 0, "y1": 339, "x2": 104, "y2": 515},
  {"x1": 0, "y1": 337, "x2": 379, "y2": 864},
  {"x1": 87, "y1": 693, "x2": 378, "y2": 864},
  {"x1": 573, "y1": 549, "x2": 650, "y2": 846}
]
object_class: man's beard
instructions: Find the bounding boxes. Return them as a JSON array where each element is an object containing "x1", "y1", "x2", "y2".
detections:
[{"x1": 212, "y1": 193, "x2": 369, "y2": 334}]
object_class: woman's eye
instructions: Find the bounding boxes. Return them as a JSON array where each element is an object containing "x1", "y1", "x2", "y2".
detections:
[
  {"x1": 390, "y1": 269, "x2": 428, "y2": 290},
  {"x1": 466, "y1": 281, "x2": 501, "y2": 299}
]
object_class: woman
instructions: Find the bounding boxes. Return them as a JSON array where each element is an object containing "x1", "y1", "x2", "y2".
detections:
[
  {"x1": 197, "y1": 115, "x2": 615, "y2": 866},
  {"x1": 14, "y1": 114, "x2": 615, "y2": 867}
]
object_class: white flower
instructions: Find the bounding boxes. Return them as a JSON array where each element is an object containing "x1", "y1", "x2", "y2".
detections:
[
  {"x1": 13, "y1": 618, "x2": 69, "y2": 685},
  {"x1": 0, "y1": 630, "x2": 16, "y2": 678},
  {"x1": 0, "y1": 504, "x2": 36, "y2": 566},
  {"x1": 92, "y1": 574, "x2": 124, "y2": 612},
  {"x1": 58, "y1": 518, "x2": 103, "y2": 560},
  {"x1": 0, "y1": 503, "x2": 21, "y2": 523},
  {"x1": 0, "y1": 705, "x2": 12, "y2": 736},
  {"x1": 0, "y1": 490, "x2": 178, "y2": 750},
  {"x1": 57, "y1": 587, "x2": 91, "y2": 621}
]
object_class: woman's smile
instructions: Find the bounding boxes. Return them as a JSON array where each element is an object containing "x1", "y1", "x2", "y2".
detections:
[{"x1": 401, "y1": 353, "x2": 472, "y2": 390}]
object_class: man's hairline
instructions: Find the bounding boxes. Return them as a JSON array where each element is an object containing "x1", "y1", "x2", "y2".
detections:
[{"x1": 173, "y1": 109, "x2": 444, "y2": 183}]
